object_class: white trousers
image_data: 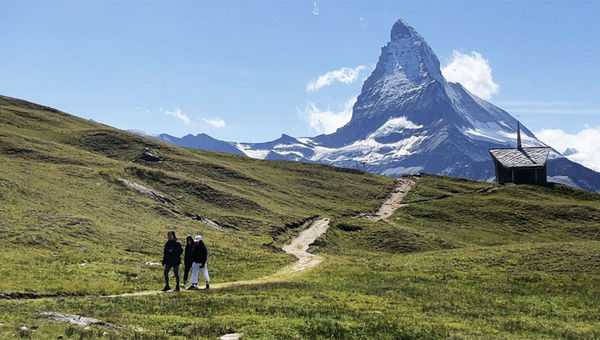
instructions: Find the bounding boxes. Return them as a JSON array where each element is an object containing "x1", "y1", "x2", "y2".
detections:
[{"x1": 191, "y1": 262, "x2": 210, "y2": 284}]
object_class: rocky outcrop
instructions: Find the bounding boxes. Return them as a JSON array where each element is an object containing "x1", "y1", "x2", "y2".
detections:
[
  {"x1": 39, "y1": 312, "x2": 123, "y2": 330},
  {"x1": 140, "y1": 147, "x2": 160, "y2": 161},
  {"x1": 186, "y1": 213, "x2": 239, "y2": 230},
  {"x1": 118, "y1": 178, "x2": 176, "y2": 207}
]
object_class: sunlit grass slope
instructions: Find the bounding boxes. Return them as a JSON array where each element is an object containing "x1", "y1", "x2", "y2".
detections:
[{"x1": 0, "y1": 94, "x2": 395, "y2": 295}]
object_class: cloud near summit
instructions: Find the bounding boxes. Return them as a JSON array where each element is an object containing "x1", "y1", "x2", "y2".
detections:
[
  {"x1": 306, "y1": 65, "x2": 366, "y2": 92},
  {"x1": 442, "y1": 50, "x2": 499, "y2": 100}
]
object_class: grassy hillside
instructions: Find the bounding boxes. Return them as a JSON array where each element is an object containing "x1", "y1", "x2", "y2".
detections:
[
  {"x1": 0, "y1": 94, "x2": 396, "y2": 295},
  {"x1": 1, "y1": 95, "x2": 599, "y2": 339}
]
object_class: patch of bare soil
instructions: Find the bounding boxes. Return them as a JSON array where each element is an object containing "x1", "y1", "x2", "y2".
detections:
[{"x1": 363, "y1": 177, "x2": 415, "y2": 221}]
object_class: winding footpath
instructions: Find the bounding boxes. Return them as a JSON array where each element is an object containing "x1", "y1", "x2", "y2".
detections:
[
  {"x1": 6, "y1": 179, "x2": 416, "y2": 301},
  {"x1": 107, "y1": 174, "x2": 416, "y2": 300},
  {"x1": 104, "y1": 218, "x2": 331, "y2": 298}
]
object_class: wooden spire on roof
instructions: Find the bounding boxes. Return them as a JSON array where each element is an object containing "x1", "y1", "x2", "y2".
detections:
[{"x1": 517, "y1": 121, "x2": 522, "y2": 150}]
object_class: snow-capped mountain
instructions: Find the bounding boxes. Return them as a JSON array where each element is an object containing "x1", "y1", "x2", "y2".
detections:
[{"x1": 133, "y1": 19, "x2": 600, "y2": 192}]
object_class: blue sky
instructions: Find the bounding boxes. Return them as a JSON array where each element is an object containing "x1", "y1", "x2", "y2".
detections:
[{"x1": 1, "y1": 1, "x2": 599, "y2": 164}]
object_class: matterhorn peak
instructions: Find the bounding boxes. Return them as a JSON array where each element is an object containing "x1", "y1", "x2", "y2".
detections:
[
  {"x1": 381, "y1": 19, "x2": 443, "y2": 84},
  {"x1": 323, "y1": 19, "x2": 446, "y2": 145},
  {"x1": 390, "y1": 19, "x2": 419, "y2": 41}
]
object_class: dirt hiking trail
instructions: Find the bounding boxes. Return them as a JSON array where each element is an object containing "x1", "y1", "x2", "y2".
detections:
[
  {"x1": 364, "y1": 177, "x2": 415, "y2": 221},
  {"x1": 281, "y1": 218, "x2": 330, "y2": 273},
  {"x1": 104, "y1": 218, "x2": 331, "y2": 298}
]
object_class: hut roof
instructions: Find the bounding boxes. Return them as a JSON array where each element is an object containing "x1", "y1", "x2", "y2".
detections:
[{"x1": 489, "y1": 147, "x2": 550, "y2": 168}]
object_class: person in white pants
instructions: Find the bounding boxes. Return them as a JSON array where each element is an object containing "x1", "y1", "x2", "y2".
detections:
[{"x1": 188, "y1": 235, "x2": 210, "y2": 290}]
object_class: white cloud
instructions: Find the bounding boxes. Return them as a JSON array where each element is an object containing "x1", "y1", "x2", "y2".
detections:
[
  {"x1": 312, "y1": 1, "x2": 319, "y2": 15},
  {"x1": 535, "y1": 126, "x2": 600, "y2": 171},
  {"x1": 157, "y1": 107, "x2": 227, "y2": 128},
  {"x1": 441, "y1": 50, "x2": 499, "y2": 100},
  {"x1": 159, "y1": 108, "x2": 191, "y2": 125},
  {"x1": 306, "y1": 65, "x2": 366, "y2": 92},
  {"x1": 298, "y1": 97, "x2": 356, "y2": 134},
  {"x1": 203, "y1": 117, "x2": 226, "y2": 128}
]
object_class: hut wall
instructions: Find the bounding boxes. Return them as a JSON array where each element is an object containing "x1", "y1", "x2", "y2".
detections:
[
  {"x1": 494, "y1": 161, "x2": 513, "y2": 184},
  {"x1": 495, "y1": 165, "x2": 547, "y2": 185},
  {"x1": 537, "y1": 167, "x2": 547, "y2": 184}
]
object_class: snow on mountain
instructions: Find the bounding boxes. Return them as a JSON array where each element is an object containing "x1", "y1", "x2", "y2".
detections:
[
  {"x1": 234, "y1": 19, "x2": 545, "y2": 175},
  {"x1": 134, "y1": 19, "x2": 600, "y2": 192}
]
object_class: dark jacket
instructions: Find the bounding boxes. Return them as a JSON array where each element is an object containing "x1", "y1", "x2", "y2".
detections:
[
  {"x1": 162, "y1": 239, "x2": 183, "y2": 266},
  {"x1": 192, "y1": 241, "x2": 208, "y2": 266},
  {"x1": 184, "y1": 243, "x2": 194, "y2": 267}
]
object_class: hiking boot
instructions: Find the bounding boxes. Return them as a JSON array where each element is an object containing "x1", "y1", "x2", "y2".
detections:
[
  {"x1": 187, "y1": 285, "x2": 198, "y2": 290},
  {"x1": 205, "y1": 283, "x2": 210, "y2": 290},
  {"x1": 161, "y1": 286, "x2": 171, "y2": 292},
  {"x1": 174, "y1": 286, "x2": 180, "y2": 292}
]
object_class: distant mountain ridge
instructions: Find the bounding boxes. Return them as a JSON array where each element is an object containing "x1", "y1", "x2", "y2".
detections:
[{"x1": 132, "y1": 19, "x2": 600, "y2": 192}]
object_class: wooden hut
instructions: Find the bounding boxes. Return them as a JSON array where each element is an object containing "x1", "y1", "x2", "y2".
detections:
[{"x1": 489, "y1": 123, "x2": 550, "y2": 185}]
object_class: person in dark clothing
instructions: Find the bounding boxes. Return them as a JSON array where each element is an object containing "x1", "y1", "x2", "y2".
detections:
[
  {"x1": 162, "y1": 230, "x2": 183, "y2": 292},
  {"x1": 188, "y1": 235, "x2": 210, "y2": 290},
  {"x1": 182, "y1": 235, "x2": 194, "y2": 287}
]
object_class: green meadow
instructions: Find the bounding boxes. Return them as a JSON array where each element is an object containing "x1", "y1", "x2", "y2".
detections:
[{"x1": 1, "y1": 95, "x2": 599, "y2": 339}]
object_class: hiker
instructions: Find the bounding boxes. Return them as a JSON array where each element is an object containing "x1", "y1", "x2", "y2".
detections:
[
  {"x1": 162, "y1": 230, "x2": 183, "y2": 291},
  {"x1": 182, "y1": 235, "x2": 194, "y2": 287},
  {"x1": 188, "y1": 235, "x2": 210, "y2": 290}
]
